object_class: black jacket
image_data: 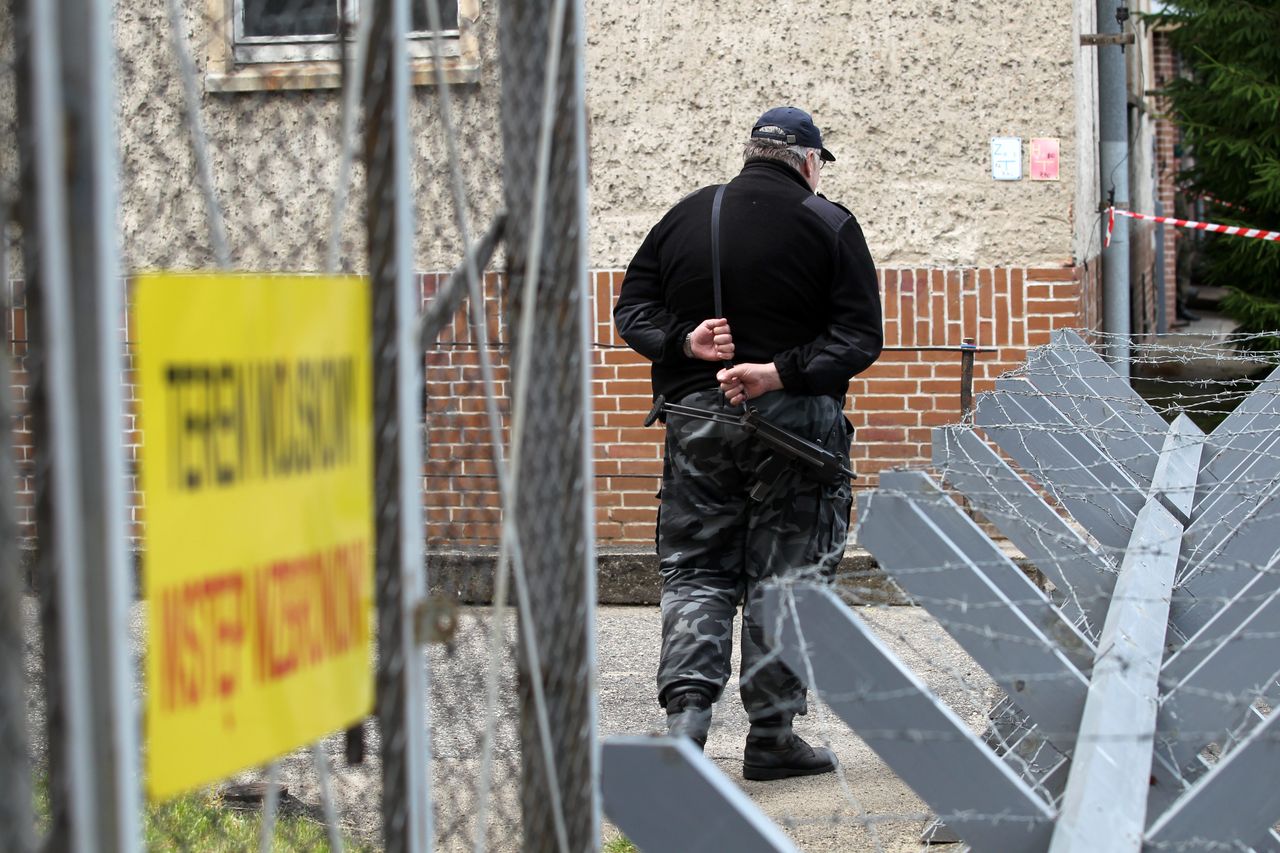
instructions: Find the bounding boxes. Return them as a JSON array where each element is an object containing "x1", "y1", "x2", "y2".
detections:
[{"x1": 614, "y1": 159, "x2": 883, "y2": 404}]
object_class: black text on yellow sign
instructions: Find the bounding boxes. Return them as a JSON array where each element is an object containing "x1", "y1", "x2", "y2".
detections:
[
  {"x1": 136, "y1": 273, "x2": 373, "y2": 801},
  {"x1": 164, "y1": 359, "x2": 358, "y2": 492}
]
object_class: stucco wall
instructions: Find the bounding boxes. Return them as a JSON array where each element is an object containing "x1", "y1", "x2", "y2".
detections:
[
  {"x1": 588, "y1": 1, "x2": 1085, "y2": 270},
  {"x1": 114, "y1": 0, "x2": 1088, "y2": 276}
]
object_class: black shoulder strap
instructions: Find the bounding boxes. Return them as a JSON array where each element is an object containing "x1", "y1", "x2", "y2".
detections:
[{"x1": 711, "y1": 184, "x2": 726, "y2": 318}]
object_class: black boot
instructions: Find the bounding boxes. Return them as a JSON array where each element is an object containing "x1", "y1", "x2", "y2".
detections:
[
  {"x1": 743, "y1": 717, "x2": 837, "y2": 781},
  {"x1": 665, "y1": 687, "x2": 712, "y2": 750}
]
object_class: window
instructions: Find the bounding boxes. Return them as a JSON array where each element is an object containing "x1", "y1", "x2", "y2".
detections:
[{"x1": 208, "y1": 0, "x2": 479, "y2": 92}]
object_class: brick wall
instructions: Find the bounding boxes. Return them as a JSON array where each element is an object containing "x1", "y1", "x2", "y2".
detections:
[
  {"x1": 421, "y1": 270, "x2": 509, "y2": 547},
  {"x1": 123, "y1": 299, "x2": 144, "y2": 541},
  {"x1": 589, "y1": 262, "x2": 1101, "y2": 546},
  {"x1": 5, "y1": 279, "x2": 147, "y2": 548},
  {"x1": 7, "y1": 261, "x2": 1103, "y2": 550}
]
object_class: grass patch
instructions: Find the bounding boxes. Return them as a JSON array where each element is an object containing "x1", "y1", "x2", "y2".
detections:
[
  {"x1": 33, "y1": 775, "x2": 49, "y2": 838},
  {"x1": 34, "y1": 776, "x2": 375, "y2": 852},
  {"x1": 603, "y1": 837, "x2": 639, "y2": 853},
  {"x1": 144, "y1": 789, "x2": 372, "y2": 852}
]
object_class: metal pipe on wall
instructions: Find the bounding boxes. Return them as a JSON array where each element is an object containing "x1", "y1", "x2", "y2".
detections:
[{"x1": 1098, "y1": 0, "x2": 1132, "y2": 377}]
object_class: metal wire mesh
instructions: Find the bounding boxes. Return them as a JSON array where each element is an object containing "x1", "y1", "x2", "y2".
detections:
[
  {"x1": 27, "y1": 0, "x2": 1280, "y2": 848},
  {"x1": 122, "y1": 0, "x2": 383, "y2": 848},
  {"x1": 0, "y1": 199, "x2": 33, "y2": 853},
  {"x1": 420, "y1": 268, "x2": 526, "y2": 852},
  {"x1": 497, "y1": 0, "x2": 595, "y2": 848},
  {"x1": 11, "y1": 4, "x2": 84, "y2": 848},
  {"x1": 0, "y1": 8, "x2": 33, "y2": 851},
  {"x1": 6, "y1": 0, "x2": 601, "y2": 848},
  {"x1": 417, "y1": 0, "x2": 598, "y2": 846}
]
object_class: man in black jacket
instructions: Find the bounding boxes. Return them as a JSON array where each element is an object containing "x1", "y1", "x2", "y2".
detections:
[{"x1": 614, "y1": 106, "x2": 883, "y2": 780}]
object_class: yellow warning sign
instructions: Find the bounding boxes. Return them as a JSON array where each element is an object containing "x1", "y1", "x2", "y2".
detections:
[{"x1": 136, "y1": 273, "x2": 373, "y2": 801}]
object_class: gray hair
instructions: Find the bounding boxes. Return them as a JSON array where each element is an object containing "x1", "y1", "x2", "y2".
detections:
[{"x1": 743, "y1": 137, "x2": 817, "y2": 172}]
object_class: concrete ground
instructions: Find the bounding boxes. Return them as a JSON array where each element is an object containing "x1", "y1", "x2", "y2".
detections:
[
  {"x1": 404, "y1": 599, "x2": 997, "y2": 852},
  {"x1": 594, "y1": 603, "x2": 998, "y2": 852}
]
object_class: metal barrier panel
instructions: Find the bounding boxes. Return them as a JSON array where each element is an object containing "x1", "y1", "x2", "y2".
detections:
[{"x1": 602, "y1": 330, "x2": 1280, "y2": 852}]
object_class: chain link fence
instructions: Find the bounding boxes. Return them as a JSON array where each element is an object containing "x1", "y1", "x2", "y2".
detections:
[
  {"x1": 0, "y1": 6, "x2": 31, "y2": 848},
  {"x1": 14, "y1": 0, "x2": 1277, "y2": 850},
  {"x1": 4, "y1": 0, "x2": 593, "y2": 849}
]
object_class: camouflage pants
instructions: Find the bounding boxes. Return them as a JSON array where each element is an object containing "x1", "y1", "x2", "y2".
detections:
[{"x1": 656, "y1": 388, "x2": 852, "y2": 722}]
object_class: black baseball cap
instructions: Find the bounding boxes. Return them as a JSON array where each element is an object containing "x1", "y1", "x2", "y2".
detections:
[{"x1": 750, "y1": 106, "x2": 835, "y2": 162}]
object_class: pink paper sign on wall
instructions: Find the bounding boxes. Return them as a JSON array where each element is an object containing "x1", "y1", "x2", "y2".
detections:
[{"x1": 1030, "y1": 138, "x2": 1060, "y2": 181}]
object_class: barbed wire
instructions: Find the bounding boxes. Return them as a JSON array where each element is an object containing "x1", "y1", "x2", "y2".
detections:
[{"x1": 9, "y1": 0, "x2": 1280, "y2": 839}]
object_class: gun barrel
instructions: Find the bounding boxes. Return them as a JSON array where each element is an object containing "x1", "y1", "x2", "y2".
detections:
[
  {"x1": 743, "y1": 408, "x2": 856, "y2": 482},
  {"x1": 646, "y1": 400, "x2": 855, "y2": 482}
]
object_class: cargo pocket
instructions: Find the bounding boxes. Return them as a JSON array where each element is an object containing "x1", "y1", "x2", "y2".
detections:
[
  {"x1": 807, "y1": 479, "x2": 852, "y2": 578},
  {"x1": 805, "y1": 412, "x2": 854, "y2": 577}
]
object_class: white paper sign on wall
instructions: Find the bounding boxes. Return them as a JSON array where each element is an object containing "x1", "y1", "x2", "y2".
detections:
[{"x1": 991, "y1": 137, "x2": 1023, "y2": 181}]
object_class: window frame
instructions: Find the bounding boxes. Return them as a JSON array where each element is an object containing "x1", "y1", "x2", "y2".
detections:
[{"x1": 207, "y1": 0, "x2": 480, "y2": 93}]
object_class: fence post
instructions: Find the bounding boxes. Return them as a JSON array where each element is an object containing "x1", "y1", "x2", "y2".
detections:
[
  {"x1": 58, "y1": 0, "x2": 141, "y2": 847},
  {"x1": 496, "y1": 0, "x2": 598, "y2": 846},
  {"x1": 14, "y1": 0, "x2": 140, "y2": 847},
  {"x1": 365, "y1": 0, "x2": 433, "y2": 849}
]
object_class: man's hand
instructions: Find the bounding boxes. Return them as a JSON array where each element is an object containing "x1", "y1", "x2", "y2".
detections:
[
  {"x1": 687, "y1": 318, "x2": 735, "y2": 362},
  {"x1": 717, "y1": 362, "x2": 783, "y2": 407}
]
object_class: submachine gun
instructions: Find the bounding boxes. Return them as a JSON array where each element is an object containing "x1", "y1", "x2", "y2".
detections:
[{"x1": 645, "y1": 394, "x2": 856, "y2": 502}]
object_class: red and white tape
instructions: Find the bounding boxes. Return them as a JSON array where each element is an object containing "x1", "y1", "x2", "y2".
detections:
[{"x1": 1105, "y1": 206, "x2": 1280, "y2": 247}]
